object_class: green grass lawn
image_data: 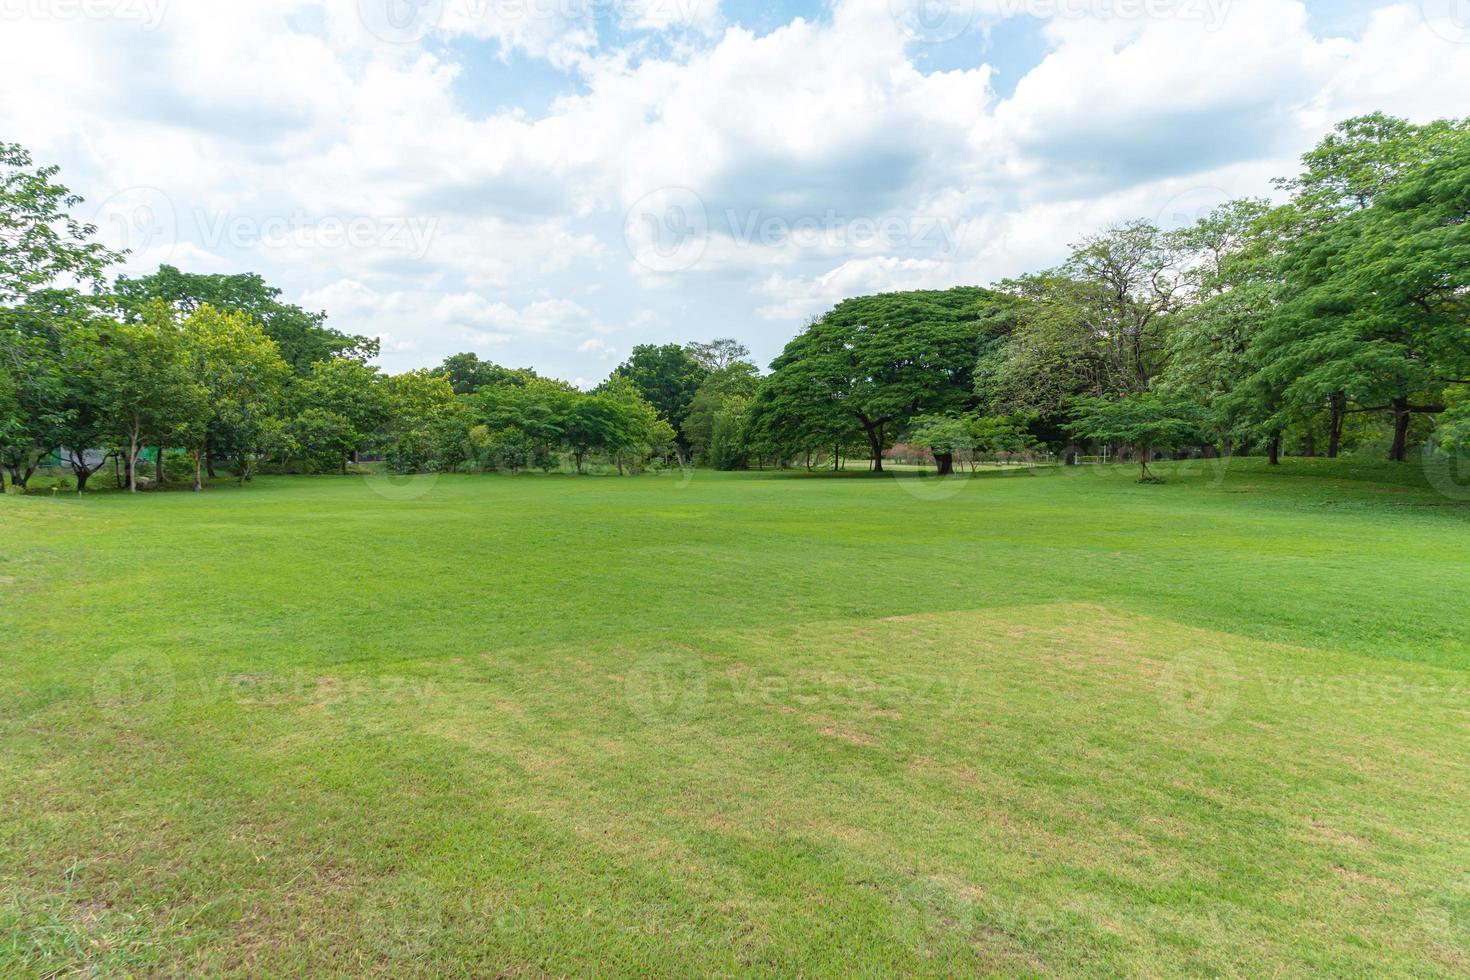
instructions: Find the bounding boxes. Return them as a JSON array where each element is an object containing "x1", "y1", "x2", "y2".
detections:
[{"x1": 4, "y1": 459, "x2": 1470, "y2": 976}]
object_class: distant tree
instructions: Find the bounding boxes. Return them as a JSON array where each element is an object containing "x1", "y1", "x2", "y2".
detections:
[
  {"x1": 752, "y1": 288, "x2": 1007, "y2": 471},
  {"x1": 470, "y1": 375, "x2": 573, "y2": 472},
  {"x1": 1156, "y1": 199, "x2": 1284, "y2": 452},
  {"x1": 1068, "y1": 394, "x2": 1209, "y2": 483},
  {"x1": 381, "y1": 369, "x2": 470, "y2": 472},
  {"x1": 1276, "y1": 112, "x2": 1466, "y2": 220},
  {"x1": 682, "y1": 361, "x2": 759, "y2": 461},
  {"x1": 612, "y1": 343, "x2": 708, "y2": 452},
  {"x1": 687, "y1": 338, "x2": 750, "y2": 373},
  {"x1": 0, "y1": 361, "x2": 17, "y2": 462},
  {"x1": 968, "y1": 415, "x2": 1035, "y2": 462},
  {"x1": 296, "y1": 358, "x2": 388, "y2": 473},
  {"x1": 0, "y1": 323, "x2": 65, "y2": 491},
  {"x1": 284, "y1": 408, "x2": 357, "y2": 474},
  {"x1": 438, "y1": 352, "x2": 526, "y2": 395},
  {"x1": 708, "y1": 395, "x2": 751, "y2": 471},
  {"x1": 593, "y1": 374, "x2": 662, "y2": 475},
  {"x1": 89, "y1": 303, "x2": 210, "y2": 492},
  {"x1": 988, "y1": 222, "x2": 1186, "y2": 422},
  {"x1": 182, "y1": 305, "x2": 292, "y2": 489},
  {"x1": 904, "y1": 415, "x2": 973, "y2": 475},
  {"x1": 0, "y1": 143, "x2": 120, "y2": 490}
]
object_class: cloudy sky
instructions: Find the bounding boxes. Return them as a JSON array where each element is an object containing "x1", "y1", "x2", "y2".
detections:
[{"x1": 2, "y1": 0, "x2": 1468, "y2": 384}]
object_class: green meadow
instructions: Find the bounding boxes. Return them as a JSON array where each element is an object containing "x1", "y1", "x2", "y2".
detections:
[{"x1": 4, "y1": 459, "x2": 1470, "y2": 975}]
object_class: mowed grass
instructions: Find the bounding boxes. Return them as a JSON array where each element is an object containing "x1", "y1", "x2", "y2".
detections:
[{"x1": 3, "y1": 458, "x2": 1470, "y2": 976}]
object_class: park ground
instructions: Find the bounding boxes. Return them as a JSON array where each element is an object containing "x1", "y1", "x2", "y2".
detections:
[{"x1": 3, "y1": 459, "x2": 1470, "y2": 975}]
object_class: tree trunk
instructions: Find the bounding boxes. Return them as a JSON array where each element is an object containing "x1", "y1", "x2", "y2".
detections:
[
  {"x1": 155, "y1": 445, "x2": 165, "y2": 485},
  {"x1": 1327, "y1": 393, "x2": 1344, "y2": 458},
  {"x1": 68, "y1": 452, "x2": 107, "y2": 493},
  {"x1": 616, "y1": 454, "x2": 624, "y2": 476},
  {"x1": 0, "y1": 465, "x2": 6, "y2": 492},
  {"x1": 1137, "y1": 444, "x2": 1157, "y2": 482},
  {"x1": 206, "y1": 446, "x2": 217, "y2": 478},
  {"x1": 1267, "y1": 431, "x2": 1281, "y2": 466},
  {"x1": 1302, "y1": 430, "x2": 1316, "y2": 458},
  {"x1": 193, "y1": 448, "x2": 204, "y2": 492},
  {"x1": 1388, "y1": 397, "x2": 1410, "y2": 462},
  {"x1": 858, "y1": 419, "x2": 884, "y2": 473},
  {"x1": 934, "y1": 451, "x2": 954, "y2": 476}
]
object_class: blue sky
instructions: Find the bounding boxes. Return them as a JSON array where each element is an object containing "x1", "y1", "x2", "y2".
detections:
[{"x1": 2, "y1": 0, "x2": 1468, "y2": 384}]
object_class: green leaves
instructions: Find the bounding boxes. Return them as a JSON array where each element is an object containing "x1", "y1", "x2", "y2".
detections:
[
  {"x1": 115, "y1": 266, "x2": 376, "y2": 373},
  {"x1": 751, "y1": 287, "x2": 1011, "y2": 466},
  {"x1": 1068, "y1": 394, "x2": 1211, "y2": 481},
  {"x1": 0, "y1": 142, "x2": 122, "y2": 305}
]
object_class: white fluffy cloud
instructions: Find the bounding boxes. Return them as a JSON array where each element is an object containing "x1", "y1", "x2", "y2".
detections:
[{"x1": 1, "y1": 0, "x2": 1467, "y2": 380}]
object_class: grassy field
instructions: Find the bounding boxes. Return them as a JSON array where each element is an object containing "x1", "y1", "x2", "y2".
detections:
[{"x1": 4, "y1": 458, "x2": 1470, "y2": 976}]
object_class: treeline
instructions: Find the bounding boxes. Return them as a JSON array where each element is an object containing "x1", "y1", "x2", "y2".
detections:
[
  {"x1": 0, "y1": 142, "x2": 709, "y2": 492},
  {"x1": 734, "y1": 113, "x2": 1470, "y2": 481},
  {"x1": 0, "y1": 274, "x2": 694, "y2": 492},
  {"x1": 3, "y1": 112, "x2": 1468, "y2": 493}
]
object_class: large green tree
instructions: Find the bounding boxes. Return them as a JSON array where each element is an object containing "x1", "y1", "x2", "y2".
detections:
[
  {"x1": 682, "y1": 361, "x2": 759, "y2": 462},
  {"x1": 381, "y1": 369, "x2": 471, "y2": 472},
  {"x1": 0, "y1": 144, "x2": 120, "y2": 490},
  {"x1": 88, "y1": 303, "x2": 210, "y2": 492},
  {"x1": 115, "y1": 266, "x2": 375, "y2": 374},
  {"x1": 0, "y1": 142, "x2": 120, "y2": 305},
  {"x1": 182, "y1": 305, "x2": 292, "y2": 489},
  {"x1": 1239, "y1": 120, "x2": 1470, "y2": 461},
  {"x1": 984, "y1": 222, "x2": 1185, "y2": 423},
  {"x1": 437, "y1": 352, "x2": 527, "y2": 395},
  {"x1": 611, "y1": 343, "x2": 708, "y2": 453},
  {"x1": 295, "y1": 358, "x2": 389, "y2": 473},
  {"x1": 751, "y1": 288, "x2": 1008, "y2": 471}
]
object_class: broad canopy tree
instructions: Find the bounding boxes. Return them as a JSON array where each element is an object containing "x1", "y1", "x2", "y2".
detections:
[
  {"x1": 1238, "y1": 121, "x2": 1470, "y2": 461},
  {"x1": 751, "y1": 288, "x2": 1010, "y2": 471}
]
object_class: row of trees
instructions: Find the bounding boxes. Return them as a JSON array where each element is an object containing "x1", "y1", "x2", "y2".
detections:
[
  {"x1": 4, "y1": 112, "x2": 1466, "y2": 492},
  {"x1": 736, "y1": 113, "x2": 1470, "y2": 480},
  {"x1": 0, "y1": 142, "x2": 697, "y2": 492}
]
